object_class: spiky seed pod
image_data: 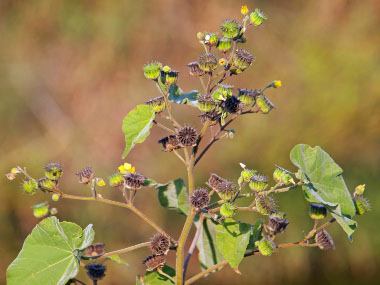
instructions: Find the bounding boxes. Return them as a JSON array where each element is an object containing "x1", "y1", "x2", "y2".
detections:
[
  {"x1": 250, "y1": 9, "x2": 267, "y2": 26},
  {"x1": 315, "y1": 229, "x2": 335, "y2": 250},
  {"x1": 44, "y1": 163, "x2": 63, "y2": 181},
  {"x1": 237, "y1": 89, "x2": 260, "y2": 106},
  {"x1": 150, "y1": 233, "x2": 170, "y2": 255},
  {"x1": 249, "y1": 174, "x2": 269, "y2": 192},
  {"x1": 76, "y1": 167, "x2": 95, "y2": 184},
  {"x1": 177, "y1": 126, "x2": 198, "y2": 147},
  {"x1": 143, "y1": 61, "x2": 162, "y2": 80},
  {"x1": 256, "y1": 195, "x2": 277, "y2": 215},
  {"x1": 197, "y1": 94, "x2": 218, "y2": 112},
  {"x1": 233, "y1": 49, "x2": 254, "y2": 70},
  {"x1": 124, "y1": 172, "x2": 145, "y2": 190},
  {"x1": 208, "y1": 173, "x2": 227, "y2": 190},
  {"x1": 309, "y1": 203, "x2": 327, "y2": 220},
  {"x1": 240, "y1": 168, "x2": 257, "y2": 183},
  {"x1": 145, "y1": 96, "x2": 166, "y2": 114},
  {"x1": 32, "y1": 202, "x2": 49, "y2": 218},
  {"x1": 204, "y1": 32, "x2": 219, "y2": 46},
  {"x1": 108, "y1": 172, "x2": 124, "y2": 187},
  {"x1": 220, "y1": 20, "x2": 240, "y2": 39},
  {"x1": 198, "y1": 53, "x2": 217, "y2": 72},
  {"x1": 220, "y1": 202, "x2": 236, "y2": 218},
  {"x1": 22, "y1": 178, "x2": 38, "y2": 195},
  {"x1": 85, "y1": 243, "x2": 105, "y2": 257},
  {"x1": 223, "y1": 95, "x2": 243, "y2": 113},
  {"x1": 273, "y1": 166, "x2": 295, "y2": 185},
  {"x1": 216, "y1": 181, "x2": 238, "y2": 201},
  {"x1": 164, "y1": 70, "x2": 179, "y2": 85},
  {"x1": 143, "y1": 254, "x2": 166, "y2": 271},
  {"x1": 158, "y1": 135, "x2": 182, "y2": 152},
  {"x1": 85, "y1": 263, "x2": 107, "y2": 281},
  {"x1": 216, "y1": 84, "x2": 234, "y2": 99},
  {"x1": 217, "y1": 37, "x2": 233, "y2": 52},
  {"x1": 190, "y1": 188, "x2": 210, "y2": 209},
  {"x1": 186, "y1": 62, "x2": 205, "y2": 76},
  {"x1": 354, "y1": 184, "x2": 366, "y2": 196},
  {"x1": 38, "y1": 177, "x2": 56, "y2": 191},
  {"x1": 354, "y1": 196, "x2": 371, "y2": 215},
  {"x1": 267, "y1": 214, "x2": 289, "y2": 234},
  {"x1": 256, "y1": 95, "x2": 275, "y2": 114},
  {"x1": 255, "y1": 237, "x2": 276, "y2": 256}
]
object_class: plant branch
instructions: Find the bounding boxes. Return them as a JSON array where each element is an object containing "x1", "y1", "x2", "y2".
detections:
[
  {"x1": 93, "y1": 242, "x2": 150, "y2": 260},
  {"x1": 153, "y1": 120, "x2": 175, "y2": 133}
]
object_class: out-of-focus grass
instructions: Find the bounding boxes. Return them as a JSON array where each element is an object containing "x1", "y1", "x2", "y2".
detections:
[{"x1": 0, "y1": 0, "x2": 379, "y2": 284}]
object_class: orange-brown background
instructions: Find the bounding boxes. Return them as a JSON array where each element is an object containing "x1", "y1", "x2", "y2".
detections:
[{"x1": 1, "y1": 0, "x2": 379, "y2": 284}]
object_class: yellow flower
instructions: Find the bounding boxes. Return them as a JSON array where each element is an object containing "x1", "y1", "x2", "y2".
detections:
[
  {"x1": 273, "y1": 80, "x2": 282, "y2": 88},
  {"x1": 241, "y1": 5, "x2": 249, "y2": 16},
  {"x1": 118, "y1": 163, "x2": 136, "y2": 174},
  {"x1": 96, "y1": 178, "x2": 106, "y2": 187},
  {"x1": 163, "y1": 65, "x2": 171, "y2": 73},
  {"x1": 219, "y1": 58, "x2": 226, "y2": 66}
]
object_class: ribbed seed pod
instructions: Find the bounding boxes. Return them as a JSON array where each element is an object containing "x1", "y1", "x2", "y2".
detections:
[
  {"x1": 143, "y1": 254, "x2": 166, "y2": 271},
  {"x1": 273, "y1": 166, "x2": 294, "y2": 185},
  {"x1": 223, "y1": 95, "x2": 243, "y2": 113},
  {"x1": 220, "y1": 202, "x2": 236, "y2": 218},
  {"x1": 108, "y1": 172, "x2": 124, "y2": 187},
  {"x1": 309, "y1": 203, "x2": 327, "y2": 220},
  {"x1": 22, "y1": 178, "x2": 38, "y2": 195},
  {"x1": 237, "y1": 88, "x2": 260, "y2": 105},
  {"x1": 240, "y1": 168, "x2": 257, "y2": 183},
  {"x1": 249, "y1": 174, "x2": 268, "y2": 192},
  {"x1": 177, "y1": 126, "x2": 198, "y2": 147},
  {"x1": 150, "y1": 233, "x2": 170, "y2": 255},
  {"x1": 216, "y1": 84, "x2": 234, "y2": 98},
  {"x1": 256, "y1": 195, "x2": 277, "y2": 215},
  {"x1": 217, "y1": 37, "x2": 233, "y2": 52},
  {"x1": 145, "y1": 96, "x2": 166, "y2": 113},
  {"x1": 255, "y1": 237, "x2": 276, "y2": 256},
  {"x1": 250, "y1": 9, "x2": 267, "y2": 26},
  {"x1": 190, "y1": 188, "x2": 210, "y2": 209},
  {"x1": 315, "y1": 229, "x2": 335, "y2": 250},
  {"x1": 267, "y1": 214, "x2": 289, "y2": 234},
  {"x1": 124, "y1": 172, "x2": 145, "y2": 190},
  {"x1": 85, "y1": 243, "x2": 105, "y2": 257},
  {"x1": 204, "y1": 32, "x2": 219, "y2": 46},
  {"x1": 198, "y1": 53, "x2": 217, "y2": 72},
  {"x1": 354, "y1": 196, "x2": 371, "y2": 215},
  {"x1": 158, "y1": 135, "x2": 182, "y2": 152},
  {"x1": 143, "y1": 61, "x2": 162, "y2": 80},
  {"x1": 76, "y1": 167, "x2": 95, "y2": 184},
  {"x1": 33, "y1": 202, "x2": 49, "y2": 218},
  {"x1": 186, "y1": 62, "x2": 205, "y2": 76},
  {"x1": 256, "y1": 95, "x2": 275, "y2": 114},
  {"x1": 220, "y1": 20, "x2": 240, "y2": 39},
  {"x1": 44, "y1": 163, "x2": 63, "y2": 181},
  {"x1": 38, "y1": 177, "x2": 56, "y2": 190},
  {"x1": 85, "y1": 263, "x2": 107, "y2": 281},
  {"x1": 233, "y1": 49, "x2": 254, "y2": 70},
  {"x1": 216, "y1": 181, "x2": 238, "y2": 201},
  {"x1": 197, "y1": 94, "x2": 218, "y2": 112},
  {"x1": 161, "y1": 70, "x2": 179, "y2": 85}
]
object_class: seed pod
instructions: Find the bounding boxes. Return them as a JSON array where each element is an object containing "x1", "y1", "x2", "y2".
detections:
[
  {"x1": 143, "y1": 61, "x2": 162, "y2": 80},
  {"x1": 145, "y1": 96, "x2": 166, "y2": 114},
  {"x1": 85, "y1": 263, "x2": 107, "y2": 281},
  {"x1": 198, "y1": 53, "x2": 217, "y2": 72},
  {"x1": 315, "y1": 229, "x2": 335, "y2": 250},
  {"x1": 240, "y1": 168, "x2": 257, "y2": 183},
  {"x1": 164, "y1": 70, "x2": 179, "y2": 85},
  {"x1": 216, "y1": 181, "x2": 237, "y2": 201},
  {"x1": 108, "y1": 172, "x2": 124, "y2": 187},
  {"x1": 354, "y1": 196, "x2": 371, "y2": 215},
  {"x1": 177, "y1": 126, "x2": 198, "y2": 147},
  {"x1": 217, "y1": 37, "x2": 233, "y2": 52},
  {"x1": 198, "y1": 110, "x2": 221, "y2": 126},
  {"x1": 309, "y1": 203, "x2": 327, "y2": 220},
  {"x1": 208, "y1": 173, "x2": 227, "y2": 190},
  {"x1": 267, "y1": 214, "x2": 289, "y2": 234},
  {"x1": 32, "y1": 202, "x2": 49, "y2": 218},
  {"x1": 220, "y1": 20, "x2": 240, "y2": 39},
  {"x1": 249, "y1": 174, "x2": 268, "y2": 192},
  {"x1": 256, "y1": 195, "x2": 277, "y2": 215},
  {"x1": 150, "y1": 233, "x2": 170, "y2": 255},
  {"x1": 354, "y1": 184, "x2": 365, "y2": 196},
  {"x1": 124, "y1": 172, "x2": 145, "y2": 190},
  {"x1": 44, "y1": 163, "x2": 63, "y2": 181},
  {"x1": 204, "y1": 32, "x2": 218, "y2": 46},
  {"x1": 197, "y1": 94, "x2": 218, "y2": 112},
  {"x1": 158, "y1": 135, "x2": 182, "y2": 152},
  {"x1": 250, "y1": 9, "x2": 267, "y2": 26},
  {"x1": 52, "y1": 194, "x2": 60, "y2": 201},
  {"x1": 255, "y1": 237, "x2": 276, "y2": 256},
  {"x1": 237, "y1": 88, "x2": 260, "y2": 105},
  {"x1": 216, "y1": 84, "x2": 234, "y2": 99},
  {"x1": 256, "y1": 95, "x2": 275, "y2": 114},
  {"x1": 186, "y1": 62, "x2": 205, "y2": 76},
  {"x1": 223, "y1": 95, "x2": 243, "y2": 113},
  {"x1": 85, "y1": 243, "x2": 105, "y2": 257},
  {"x1": 143, "y1": 254, "x2": 166, "y2": 271},
  {"x1": 273, "y1": 166, "x2": 294, "y2": 185},
  {"x1": 38, "y1": 177, "x2": 56, "y2": 191},
  {"x1": 75, "y1": 167, "x2": 95, "y2": 184},
  {"x1": 190, "y1": 188, "x2": 210, "y2": 209},
  {"x1": 233, "y1": 49, "x2": 254, "y2": 70},
  {"x1": 220, "y1": 202, "x2": 236, "y2": 218},
  {"x1": 22, "y1": 178, "x2": 38, "y2": 195}
]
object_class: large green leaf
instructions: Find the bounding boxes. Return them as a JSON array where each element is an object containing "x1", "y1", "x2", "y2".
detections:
[
  {"x1": 139, "y1": 265, "x2": 175, "y2": 284},
  {"x1": 7, "y1": 217, "x2": 94, "y2": 285},
  {"x1": 155, "y1": 178, "x2": 189, "y2": 215},
  {"x1": 122, "y1": 104, "x2": 155, "y2": 158},
  {"x1": 194, "y1": 218, "x2": 224, "y2": 272},
  {"x1": 168, "y1": 85, "x2": 199, "y2": 107},
  {"x1": 215, "y1": 219, "x2": 251, "y2": 269},
  {"x1": 290, "y1": 144, "x2": 357, "y2": 239}
]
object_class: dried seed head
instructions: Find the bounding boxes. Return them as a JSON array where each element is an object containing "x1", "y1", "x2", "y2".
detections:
[
  {"x1": 309, "y1": 203, "x2": 327, "y2": 220},
  {"x1": 315, "y1": 229, "x2": 335, "y2": 250},
  {"x1": 233, "y1": 49, "x2": 254, "y2": 70},
  {"x1": 32, "y1": 202, "x2": 49, "y2": 218},
  {"x1": 143, "y1": 254, "x2": 166, "y2": 271},
  {"x1": 22, "y1": 178, "x2": 38, "y2": 195},
  {"x1": 198, "y1": 53, "x2": 217, "y2": 72},
  {"x1": 267, "y1": 214, "x2": 289, "y2": 234},
  {"x1": 150, "y1": 233, "x2": 170, "y2": 255},
  {"x1": 108, "y1": 172, "x2": 124, "y2": 187},
  {"x1": 354, "y1": 196, "x2": 371, "y2": 215},
  {"x1": 85, "y1": 263, "x2": 107, "y2": 281},
  {"x1": 256, "y1": 95, "x2": 275, "y2": 114},
  {"x1": 177, "y1": 126, "x2": 198, "y2": 147},
  {"x1": 124, "y1": 172, "x2": 145, "y2": 190},
  {"x1": 76, "y1": 167, "x2": 95, "y2": 184},
  {"x1": 44, "y1": 163, "x2": 63, "y2": 181},
  {"x1": 208, "y1": 173, "x2": 227, "y2": 189},
  {"x1": 158, "y1": 135, "x2": 182, "y2": 152},
  {"x1": 256, "y1": 195, "x2": 277, "y2": 215},
  {"x1": 198, "y1": 110, "x2": 221, "y2": 125},
  {"x1": 220, "y1": 19, "x2": 240, "y2": 39},
  {"x1": 85, "y1": 243, "x2": 105, "y2": 257},
  {"x1": 190, "y1": 188, "x2": 210, "y2": 209},
  {"x1": 223, "y1": 95, "x2": 243, "y2": 113},
  {"x1": 187, "y1": 61, "x2": 205, "y2": 76},
  {"x1": 145, "y1": 96, "x2": 166, "y2": 114},
  {"x1": 143, "y1": 61, "x2": 162, "y2": 80},
  {"x1": 255, "y1": 236, "x2": 276, "y2": 256}
]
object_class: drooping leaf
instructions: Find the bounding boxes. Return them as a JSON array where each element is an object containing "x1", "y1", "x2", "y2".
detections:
[
  {"x1": 247, "y1": 219, "x2": 264, "y2": 250},
  {"x1": 168, "y1": 85, "x2": 199, "y2": 107},
  {"x1": 194, "y1": 218, "x2": 224, "y2": 272},
  {"x1": 140, "y1": 265, "x2": 175, "y2": 284},
  {"x1": 7, "y1": 217, "x2": 94, "y2": 285},
  {"x1": 122, "y1": 105, "x2": 155, "y2": 159},
  {"x1": 290, "y1": 144, "x2": 357, "y2": 239},
  {"x1": 155, "y1": 178, "x2": 189, "y2": 215},
  {"x1": 215, "y1": 218, "x2": 251, "y2": 269},
  {"x1": 108, "y1": 254, "x2": 129, "y2": 267}
]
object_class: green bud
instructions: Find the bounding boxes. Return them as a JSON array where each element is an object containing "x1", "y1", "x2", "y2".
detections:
[
  {"x1": 256, "y1": 95, "x2": 275, "y2": 114},
  {"x1": 44, "y1": 163, "x2": 63, "y2": 181},
  {"x1": 256, "y1": 195, "x2": 277, "y2": 215},
  {"x1": 52, "y1": 194, "x2": 60, "y2": 201},
  {"x1": 197, "y1": 94, "x2": 218, "y2": 112},
  {"x1": 249, "y1": 174, "x2": 268, "y2": 192},
  {"x1": 145, "y1": 96, "x2": 166, "y2": 114},
  {"x1": 354, "y1": 184, "x2": 365, "y2": 196},
  {"x1": 273, "y1": 166, "x2": 295, "y2": 185},
  {"x1": 38, "y1": 177, "x2": 56, "y2": 191},
  {"x1": 143, "y1": 61, "x2": 162, "y2": 80},
  {"x1": 216, "y1": 84, "x2": 234, "y2": 99},
  {"x1": 255, "y1": 237, "x2": 276, "y2": 256},
  {"x1": 22, "y1": 178, "x2": 38, "y2": 195},
  {"x1": 165, "y1": 70, "x2": 179, "y2": 85},
  {"x1": 204, "y1": 32, "x2": 218, "y2": 46},
  {"x1": 33, "y1": 202, "x2": 49, "y2": 218},
  {"x1": 233, "y1": 49, "x2": 254, "y2": 70},
  {"x1": 237, "y1": 89, "x2": 260, "y2": 106},
  {"x1": 108, "y1": 172, "x2": 124, "y2": 187},
  {"x1": 217, "y1": 37, "x2": 232, "y2": 52},
  {"x1": 309, "y1": 203, "x2": 327, "y2": 220},
  {"x1": 354, "y1": 196, "x2": 370, "y2": 215},
  {"x1": 240, "y1": 168, "x2": 257, "y2": 183},
  {"x1": 250, "y1": 9, "x2": 267, "y2": 26},
  {"x1": 220, "y1": 202, "x2": 236, "y2": 218},
  {"x1": 220, "y1": 20, "x2": 240, "y2": 39}
]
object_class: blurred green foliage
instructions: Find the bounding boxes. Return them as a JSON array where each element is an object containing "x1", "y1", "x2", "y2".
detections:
[{"x1": 0, "y1": 0, "x2": 379, "y2": 284}]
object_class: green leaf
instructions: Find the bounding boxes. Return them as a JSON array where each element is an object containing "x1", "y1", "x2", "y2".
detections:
[
  {"x1": 122, "y1": 105, "x2": 155, "y2": 159},
  {"x1": 247, "y1": 219, "x2": 264, "y2": 250},
  {"x1": 155, "y1": 178, "x2": 189, "y2": 215},
  {"x1": 168, "y1": 85, "x2": 199, "y2": 107},
  {"x1": 290, "y1": 144, "x2": 357, "y2": 239},
  {"x1": 215, "y1": 218, "x2": 251, "y2": 268},
  {"x1": 140, "y1": 265, "x2": 175, "y2": 284},
  {"x1": 142, "y1": 178, "x2": 158, "y2": 187},
  {"x1": 194, "y1": 218, "x2": 224, "y2": 272},
  {"x1": 7, "y1": 217, "x2": 94, "y2": 285},
  {"x1": 108, "y1": 254, "x2": 129, "y2": 267}
]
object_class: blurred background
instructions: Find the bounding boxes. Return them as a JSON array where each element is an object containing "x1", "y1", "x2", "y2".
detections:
[{"x1": 1, "y1": 0, "x2": 379, "y2": 284}]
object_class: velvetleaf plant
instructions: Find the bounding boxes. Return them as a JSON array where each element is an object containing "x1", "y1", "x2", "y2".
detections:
[{"x1": 5, "y1": 5, "x2": 370, "y2": 285}]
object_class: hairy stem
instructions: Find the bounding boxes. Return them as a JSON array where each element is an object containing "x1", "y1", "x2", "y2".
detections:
[
  {"x1": 153, "y1": 119, "x2": 175, "y2": 133},
  {"x1": 95, "y1": 242, "x2": 150, "y2": 260}
]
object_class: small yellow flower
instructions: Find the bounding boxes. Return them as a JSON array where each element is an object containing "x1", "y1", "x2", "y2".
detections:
[
  {"x1": 219, "y1": 58, "x2": 226, "y2": 66},
  {"x1": 96, "y1": 178, "x2": 106, "y2": 187},
  {"x1": 118, "y1": 163, "x2": 135, "y2": 174},
  {"x1": 241, "y1": 5, "x2": 249, "y2": 16},
  {"x1": 163, "y1": 66, "x2": 171, "y2": 73},
  {"x1": 273, "y1": 80, "x2": 282, "y2": 88}
]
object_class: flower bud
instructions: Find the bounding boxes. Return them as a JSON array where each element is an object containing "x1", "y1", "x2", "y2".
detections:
[
  {"x1": 255, "y1": 237, "x2": 276, "y2": 256},
  {"x1": 256, "y1": 195, "x2": 277, "y2": 215},
  {"x1": 272, "y1": 80, "x2": 282, "y2": 88},
  {"x1": 315, "y1": 229, "x2": 335, "y2": 250},
  {"x1": 204, "y1": 32, "x2": 218, "y2": 46},
  {"x1": 309, "y1": 203, "x2": 327, "y2": 220},
  {"x1": 108, "y1": 172, "x2": 124, "y2": 187},
  {"x1": 22, "y1": 178, "x2": 38, "y2": 195},
  {"x1": 240, "y1": 168, "x2": 257, "y2": 183},
  {"x1": 241, "y1": 5, "x2": 249, "y2": 16},
  {"x1": 150, "y1": 233, "x2": 170, "y2": 255},
  {"x1": 143, "y1": 254, "x2": 166, "y2": 271},
  {"x1": 249, "y1": 174, "x2": 268, "y2": 192},
  {"x1": 273, "y1": 166, "x2": 294, "y2": 185},
  {"x1": 32, "y1": 202, "x2": 49, "y2": 218},
  {"x1": 197, "y1": 94, "x2": 218, "y2": 112},
  {"x1": 52, "y1": 194, "x2": 60, "y2": 201},
  {"x1": 44, "y1": 163, "x2": 63, "y2": 181},
  {"x1": 354, "y1": 195, "x2": 370, "y2": 215},
  {"x1": 143, "y1": 61, "x2": 162, "y2": 80},
  {"x1": 198, "y1": 53, "x2": 217, "y2": 72},
  {"x1": 220, "y1": 202, "x2": 236, "y2": 218},
  {"x1": 217, "y1": 37, "x2": 232, "y2": 52},
  {"x1": 233, "y1": 49, "x2": 254, "y2": 70},
  {"x1": 354, "y1": 184, "x2": 365, "y2": 196},
  {"x1": 145, "y1": 96, "x2": 166, "y2": 114},
  {"x1": 220, "y1": 20, "x2": 240, "y2": 39},
  {"x1": 256, "y1": 95, "x2": 275, "y2": 114},
  {"x1": 197, "y1": 32, "x2": 204, "y2": 40},
  {"x1": 162, "y1": 65, "x2": 171, "y2": 73},
  {"x1": 250, "y1": 8, "x2": 267, "y2": 26}
]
